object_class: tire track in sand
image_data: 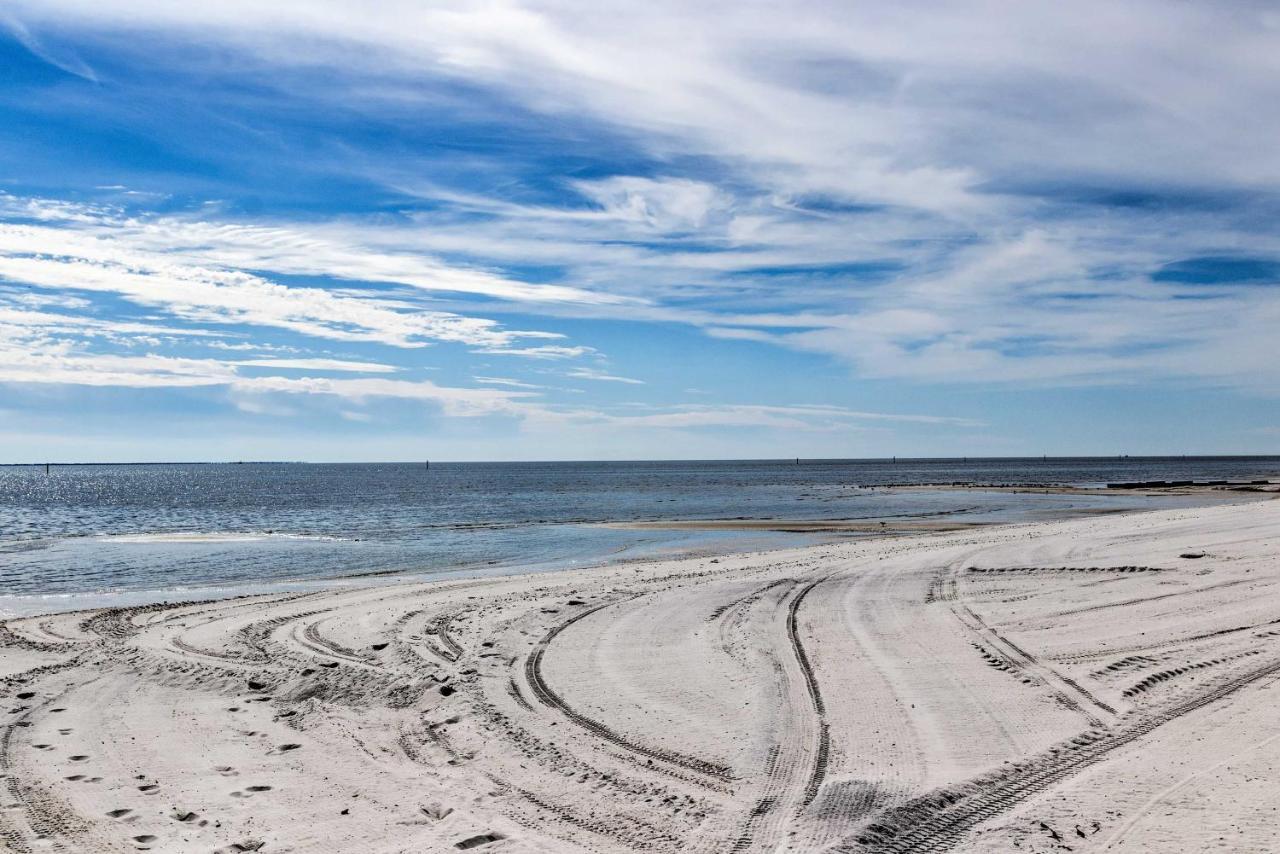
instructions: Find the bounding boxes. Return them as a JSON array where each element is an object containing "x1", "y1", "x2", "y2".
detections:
[
  {"x1": 789, "y1": 578, "x2": 830, "y2": 808},
  {"x1": 0, "y1": 669, "x2": 96, "y2": 852},
  {"x1": 523, "y1": 598, "x2": 735, "y2": 785},
  {"x1": 731, "y1": 576, "x2": 830, "y2": 852},
  {"x1": 840, "y1": 651, "x2": 1280, "y2": 853}
]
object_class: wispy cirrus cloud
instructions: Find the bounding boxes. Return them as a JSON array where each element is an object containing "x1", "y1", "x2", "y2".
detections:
[
  {"x1": 553, "y1": 404, "x2": 981, "y2": 431},
  {"x1": 0, "y1": 321, "x2": 529, "y2": 414},
  {"x1": 1, "y1": 307, "x2": 970, "y2": 433},
  {"x1": 1, "y1": 1, "x2": 1278, "y2": 458},
  {"x1": 565, "y1": 367, "x2": 644, "y2": 385},
  {"x1": 473, "y1": 376, "x2": 547, "y2": 390},
  {"x1": 0, "y1": 10, "x2": 97, "y2": 81},
  {"x1": 235, "y1": 358, "x2": 397, "y2": 373},
  {"x1": 0, "y1": 212, "x2": 578, "y2": 352}
]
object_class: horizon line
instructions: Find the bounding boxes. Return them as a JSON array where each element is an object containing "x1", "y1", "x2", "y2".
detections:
[{"x1": 3, "y1": 454, "x2": 1279, "y2": 467}]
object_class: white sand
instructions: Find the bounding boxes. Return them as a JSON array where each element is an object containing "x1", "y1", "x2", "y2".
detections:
[{"x1": 3, "y1": 499, "x2": 1280, "y2": 852}]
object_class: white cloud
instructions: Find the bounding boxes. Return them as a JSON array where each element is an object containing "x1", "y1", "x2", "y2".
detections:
[
  {"x1": 0, "y1": 333, "x2": 529, "y2": 415},
  {"x1": 0, "y1": 10, "x2": 98, "y2": 81},
  {"x1": 473, "y1": 376, "x2": 547, "y2": 389},
  {"x1": 571, "y1": 177, "x2": 725, "y2": 233},
  {"x1": 565, "y1": 367, "x2": 644, "y2": 385},
  {"x1": 523, "y1": 403, "x2": 982, "y2": 432},
  {"x1": 230, "y1": 375, "x2": 528, "y2": 416},
  {"x1": 474, "y1": 344, "x2": 596, "y2": 360},
  {"x1": 0, "y1": 195, "x2": 621, "y2": 306},
  {"x1": 0, "y1": 220, "x2": 566, "y2": 351},
  {"x1": 0, "y1": 311, "x2": 977, "y2": 431},
  {"x1": 0, "y1": 304, "x2": 223, "y2": 341},
  {"x1": 235, "y1": 358, "x2": 397, "y2": 373},
  {"x1": 205, "y1": 340, "x2": 301, "y2": 353}
]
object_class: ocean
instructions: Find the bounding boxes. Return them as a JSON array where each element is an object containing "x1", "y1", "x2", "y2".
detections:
[{"x1": 2, "y1": 457, "x2": 1277, "y2": 615}]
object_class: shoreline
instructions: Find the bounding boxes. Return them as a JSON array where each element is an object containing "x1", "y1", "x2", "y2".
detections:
[
  {"x1": 603, "y1": 518, "x2": 990, "y2": 532},
  {"x1": 5, "y1": 487, "x2": 1274, "y2": 620},
  {"x1": 881, "y1": 480, "x2": 1280, "y2": 495}
]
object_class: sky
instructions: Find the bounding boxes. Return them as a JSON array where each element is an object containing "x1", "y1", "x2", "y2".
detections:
[{"x1": 1, "y1": 1, "x2": 1279, "y2": 461}]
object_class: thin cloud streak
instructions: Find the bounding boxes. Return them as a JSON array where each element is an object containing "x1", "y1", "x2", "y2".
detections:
[{"x1": 566, "y1": 367, "x2": 644, "y2": 385}]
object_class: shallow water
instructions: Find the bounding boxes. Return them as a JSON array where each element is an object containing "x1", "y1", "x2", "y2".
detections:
[{"x1": 2, "y1": 457, "x2": 1277, "y2": 614}]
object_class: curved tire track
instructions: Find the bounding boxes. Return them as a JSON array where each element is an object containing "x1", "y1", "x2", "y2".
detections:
[{"x1": 523, "y1": 599, "x2": 735, "y2": 784}]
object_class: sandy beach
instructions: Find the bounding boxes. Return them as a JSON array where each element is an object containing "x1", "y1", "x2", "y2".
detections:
[{"x1": 4, "y1": 499, "x2": 1280, "y2": 852}]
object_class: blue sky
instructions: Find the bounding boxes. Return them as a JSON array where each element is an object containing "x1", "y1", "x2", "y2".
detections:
[{"x1": 1, "y1": 1, "x2": 1278, "y2": 461}]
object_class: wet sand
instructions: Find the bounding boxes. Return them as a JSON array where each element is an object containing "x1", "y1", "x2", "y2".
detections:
[
  {"x1": 4, "y1": 499, "x2": 1280, "y2": 852},
  {"x1": 603, "y1": 518, "x2": 988, "y2": 533}
]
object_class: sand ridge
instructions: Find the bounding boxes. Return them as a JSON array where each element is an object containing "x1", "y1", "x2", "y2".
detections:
[{"x1": 2, "y1": 500, "x2": 1280, "y2": 852}]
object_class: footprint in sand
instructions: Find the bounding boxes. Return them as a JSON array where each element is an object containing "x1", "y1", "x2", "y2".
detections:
[
  {"x1": 32, "y1": 744, "x2": 53, "y2": 751},
  {"x1": 216, "y1": 841, "x2": 264, "y2": 853},
  {"x1": 455, "y1": 833, "x2": 505, "y2": 849},
  {"x1": 106, "y1": 808, "x2": 133, "y2": 819},
  {"x1": 138, "y1": 784, "x2": 159, "y2": 794},
  {"x1": 132, "y1": 835, "x2": 157, "y2": 845},
  {"x1": 15, "y1": 692, "x2": 34, "y2": 700},
  {"x1": 274, "y1": 743, "x2": 301, "y2": 753},
  {"x1": 68, "y1": 755, "x2": 89, "y2": 762},
  {"x1": 64, "y1": 775, "x2": 84, "y2": 782},
  {"x1": 216, "y1": 766, "x2": 239, "y2": 777},
  {"x1": 230, "y1": 785, "x2": 273, "y2": 798},
  {"x1": 171, "y1": 810, "x2": 199, "y2": 822}
]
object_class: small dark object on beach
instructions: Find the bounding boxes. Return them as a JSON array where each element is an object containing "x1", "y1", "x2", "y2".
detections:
[{"x1": 1180, "y1": 552, "x2": 1206, "y2": 559}]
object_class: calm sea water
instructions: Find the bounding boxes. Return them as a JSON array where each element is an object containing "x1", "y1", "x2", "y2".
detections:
[{"x1": 2, "y1": 457, "x2": 1277, "y2": 614}]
